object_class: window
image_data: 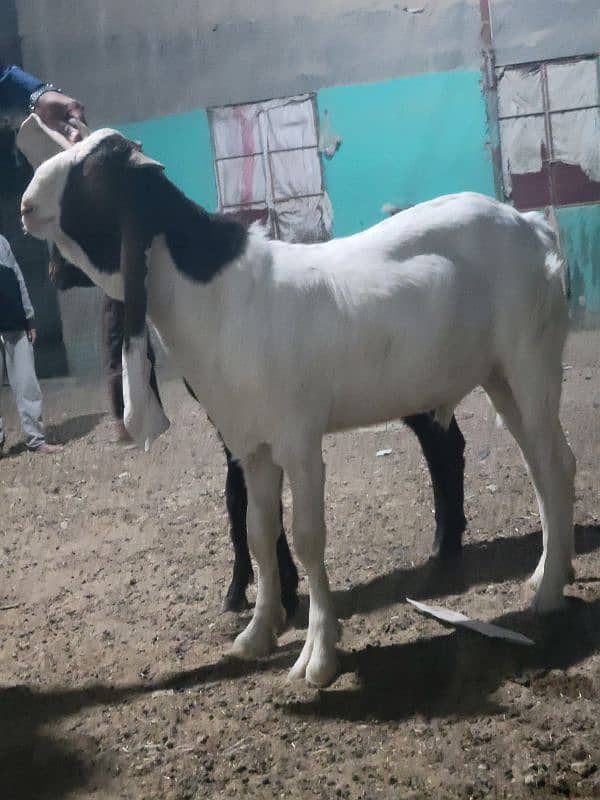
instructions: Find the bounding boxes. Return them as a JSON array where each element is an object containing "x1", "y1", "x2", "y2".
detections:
[
  {"x1": 208, "y1": 94, "x2": 332, "y2": 242},
  {"x1": 497, "y1": 56, "x2": 600, "y2": 209}
]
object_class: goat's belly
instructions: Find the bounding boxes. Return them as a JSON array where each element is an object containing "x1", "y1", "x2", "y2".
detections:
[{"x1": 326, "y1": 360, "x2": 482, "y2": 432}]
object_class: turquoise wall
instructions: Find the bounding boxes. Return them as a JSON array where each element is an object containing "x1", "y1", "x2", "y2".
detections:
[
  {"x1": 112, "y1": 70, "x2": 494, "y2": 239},
  {"x1": 318, "y1": 70, "x2": 495, "y2": 237},
  {"x1": 108, "y1": 72, "x2": 599, "y2": 324},
  {"x1": 118, "y1": 109, "x2": 218, "y2": 211},
  {"x1": 557, "y1": 205, "x2": 600, "y2": 318}
]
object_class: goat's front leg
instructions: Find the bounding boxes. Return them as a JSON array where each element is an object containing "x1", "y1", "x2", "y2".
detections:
[
  {"x1": 222, "y1": 445, "x2": 300, "y2": 616},
  {"x1": 222, "y1": 448, "x2": 253, "y2": 612},
  {"x1": 231, "y1": 447, "x2": 286, "y2": 659},
  {"x1": 286, "y1": 446, "x2": 340, "y2": 687}
]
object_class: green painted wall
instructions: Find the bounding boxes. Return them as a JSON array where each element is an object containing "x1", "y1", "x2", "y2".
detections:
[
  {"x1": 557, "y1": 205, "x2": 600, "y2": 318},
  {"x1": 318, "y1": 70, "x2": 495, "y2": 237},
  {"x1": 118, "y1": 109, "x2": 218, "y2": 211}
]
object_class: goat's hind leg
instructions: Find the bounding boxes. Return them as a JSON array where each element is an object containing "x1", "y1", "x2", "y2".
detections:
[
  {"x1": 404, "y1": 412, "x2": 467, "y2": 558},
  {"x1": 276, "y1": 513, "x2": 300, "y2": 618},
  {"x1": 483, "y1": 369, "x2": 575, "y2": 612},
  {"x1": 222, "y1": 448, "x2": 253, "y2": 612},
  {"x1": 231, "y1": 447, "x2": 286, "y2": 659}
]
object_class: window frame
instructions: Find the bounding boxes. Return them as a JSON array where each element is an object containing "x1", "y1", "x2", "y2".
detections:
[
  {"x1": 207, "y1": 93, "x2": 327, "y2": 240},
  {"x1": 496, "y1": 54, "x2": 600, "y2": 210}
]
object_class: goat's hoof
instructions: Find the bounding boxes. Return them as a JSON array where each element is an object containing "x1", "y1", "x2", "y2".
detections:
[
  {"x1": 530, "y1": 592, "x2": 567, "y2": 614},
  {"x1": 430, "y1": 543, "x2": 462, "y2": 561},
  {"x1": 431, "y1": 531, "x2": 464, "y2": 560},
  {"x1": 529, "y1": 584, "x2": 567, "y2": 614},
  {"x1": 222, "y1": 593, "x2": 250, "y2": 613},
  {"x1": 287, "y1": 633, "x2": 339, "y2": 687},
  {"x1": 231, "y1": 624, "x2": 277, "y2": 660},
  {"x1": 274, "y1": 604, "x2": 288, "y2": 635},
  {"x1": 528, "y1": 562, "x2": 574, "y2": 595},
  {"x1": 282, "y1": 591, "x2": 299, "y2": 621},
  {"x1": 306, "y1": 651, "x2": 339, "y2": 688}
]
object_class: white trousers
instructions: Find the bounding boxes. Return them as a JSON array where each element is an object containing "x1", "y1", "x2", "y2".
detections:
[{"x1": 0, "y1": 331, "x2": 45, "y2": 450}]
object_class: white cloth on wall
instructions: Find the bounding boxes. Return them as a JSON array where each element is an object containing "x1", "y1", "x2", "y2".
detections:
[
  {"x1": 210, "y1": 94, "x2": 332, "y2": 242},
  {"x1": 546, "y1": 59, "x2": 598, "y2": 111},
  {"x1": 552, "y1": 107, "x2": 600, "y2": 182},
  {"x1": 497, "y1": 67, "x2": 543, "y2": 118},
  {"x1": 500, "y1": 116, "x2": 546, "y2": 195}
]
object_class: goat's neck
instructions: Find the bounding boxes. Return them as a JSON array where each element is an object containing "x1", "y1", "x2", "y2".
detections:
[{"x1": 146, "y1": 233, "x2": 256, "y2": 413}]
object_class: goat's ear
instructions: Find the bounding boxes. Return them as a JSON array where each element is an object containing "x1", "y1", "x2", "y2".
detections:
[
  {"x1": 128, "y1": 148, "x2": 165, "y2": 171},
  {"x1": 120, "y1": 212, "x2": 150, "y2": 348},
  {"x1": 119, "y1": 209, "x2": 171, "y2": 449},
  {"x1": 48, "y1": 244, "x2": 66, "y2": 287},
  {"x1": 49, "y1": 244, "x2": 94, "y2": 289}
]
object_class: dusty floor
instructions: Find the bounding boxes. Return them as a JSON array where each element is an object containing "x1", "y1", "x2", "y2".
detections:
[{"x1": 0, "y1": 331, "x2": 599, "y2": 800}]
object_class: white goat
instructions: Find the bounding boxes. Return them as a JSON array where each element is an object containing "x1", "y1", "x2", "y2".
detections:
[{"x1": 21, "y1": 130, "x2": 575, "y2": 687}]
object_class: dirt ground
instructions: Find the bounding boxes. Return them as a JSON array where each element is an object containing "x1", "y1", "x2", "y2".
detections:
[{"x1": 0, "y1": 330, "x2": 599, "y2": 800}]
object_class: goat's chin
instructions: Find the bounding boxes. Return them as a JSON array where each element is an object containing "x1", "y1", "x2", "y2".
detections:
[{"x1": 22, "y1": 217, "x2": 55, "y2": 240}]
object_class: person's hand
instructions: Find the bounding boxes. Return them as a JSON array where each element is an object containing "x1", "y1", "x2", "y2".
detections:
[
  {"x1": 35, "y1": 91, "x2": 86, "y2": 142},
  {"x1": 27, "y1": 328, "x2": 37, "y2": 344}
]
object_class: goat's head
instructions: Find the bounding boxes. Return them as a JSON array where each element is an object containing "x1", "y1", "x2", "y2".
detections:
[
  {"x1": 21, "y1": 129, "x2": 163, "y2": 246},
  {"x1": 22, "y1": 129, "x2": 164, "y2": 343},
  {"x1": 23, "y1": 129, "x2": 170, "y2": 449}
]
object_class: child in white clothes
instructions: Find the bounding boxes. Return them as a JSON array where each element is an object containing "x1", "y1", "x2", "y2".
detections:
[{"x1": 0, "y1": 234, "x2": 62, "y2": 456}]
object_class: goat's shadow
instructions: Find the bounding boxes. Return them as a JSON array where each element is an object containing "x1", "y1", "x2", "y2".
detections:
[
  {"x1": 327, "y1": 523, "x2": 600, "y2": 621},
  {"x1": 283, "y1": 596, "x2": 600, "y2": 723},
  {"x1": 279, "y1": 524, "x2": 600, "y2": 722},
  {"x1": 0, "y1": 682, "x2": 130, "y2": 800},
  {"x1": 0, "y1": 646, "x2": 299, "y2": 800}
]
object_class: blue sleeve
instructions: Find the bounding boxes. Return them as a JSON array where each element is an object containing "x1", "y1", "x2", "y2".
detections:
[{"x1": 0, "y1": 64, "x2": 44, "y2": 111}]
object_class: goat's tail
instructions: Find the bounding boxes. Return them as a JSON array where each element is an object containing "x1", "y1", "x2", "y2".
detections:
[
  {"x1": 523, "y1": 209, "x2": 570, "y2": 299},
  {"x1": 522, "y1": 210, "x2": 558, "y2": 251},
  {"x1": 527, "y1": 216, "x2": 570, "y2": 352}
]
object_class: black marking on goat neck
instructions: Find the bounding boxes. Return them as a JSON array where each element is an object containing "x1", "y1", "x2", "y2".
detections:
[
  {"x1": 49, "y1": 245, "x2": 95, "y2": 289},
  {"x1": 60, "y1": 135, "x2": 247, "y2": 283}
]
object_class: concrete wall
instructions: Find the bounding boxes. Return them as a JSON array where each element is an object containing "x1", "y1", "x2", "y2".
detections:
[
  {"x1": 0, "y1": 0, "x2": 21, "y2": 66},
  {"x1": 16, "y1": 0, "x2": 599, "y2": 124},
  {"x1": 16, "y1": 0, "x2": 483, "y2": 124},
  {"x1": 490, "y1": 0, "x2": 600, "y2": 66}
]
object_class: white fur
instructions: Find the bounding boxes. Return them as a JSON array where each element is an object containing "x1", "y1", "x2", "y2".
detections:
[
  {"x1": 22, "y1": 135, "x2": 576, "y2": 687},
  {"x1": 122, "y1": 333, "x2": 170, "y2": 451}
]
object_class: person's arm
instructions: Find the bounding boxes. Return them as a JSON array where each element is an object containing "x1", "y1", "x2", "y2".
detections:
[
  {"x1": 0, "y1": 64, "x2": 43, "y2": 110},
  {"x1": 0, "y1": 62, "x2": 86, "y2": 142},
  {"x1": 0, "y1": 238, "x2": 36, "y2": 337}
]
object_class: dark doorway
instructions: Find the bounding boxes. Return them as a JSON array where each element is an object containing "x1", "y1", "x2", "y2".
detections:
[{"x1": 0, "y1": 127, "x2": 68, "y2": 377}]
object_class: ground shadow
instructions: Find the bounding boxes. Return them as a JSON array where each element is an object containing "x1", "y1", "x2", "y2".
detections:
[
  {"x1": 2, "y1": 526, "x2": 598, "y2": 798},
  {"x1": 329, "y1": 524, "x2": 600, "y2": 621},
  {"x1": 3, "y1": 412, "x2": 105, "y2": 457},
  {"x1": 283, "y1": 596, "x2": 600, "y2": 723},
  {"x1": 0, "y1": 682, "x2": 133, "y2": 800},
  {"x1": 45, "y1": 412, "x2": 106, "y2": 445},
  {"x1": 0, "y1": 646, "x2": 298, "y2": 800}
]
